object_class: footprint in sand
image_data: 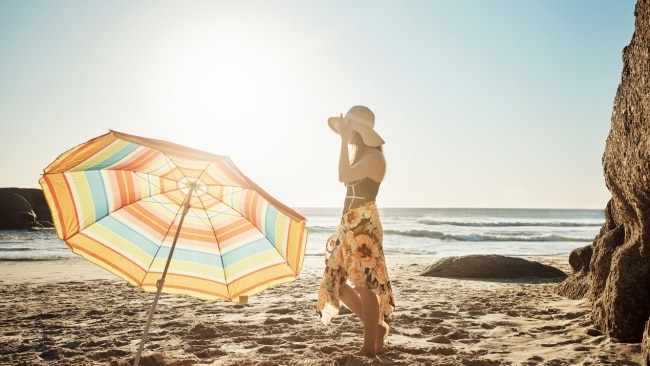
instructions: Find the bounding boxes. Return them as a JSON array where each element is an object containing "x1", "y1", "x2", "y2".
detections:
[
  {"x1": 263, "y1": 316, "x2": 298, "y2": 325},
  {"x1": 428, "y1": 335, "x2": 452, "y2": 344},
  {"x1": 266, "y1": 307, "x2": 293, "y2": 315}
]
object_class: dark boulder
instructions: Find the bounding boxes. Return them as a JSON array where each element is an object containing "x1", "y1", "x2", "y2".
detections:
[
  {"x1": 0, "y1": 188, "x2": 53, "y2": 230},
  {"x1": 420, "y1": 255, "x2": 567, "y2": 279}
]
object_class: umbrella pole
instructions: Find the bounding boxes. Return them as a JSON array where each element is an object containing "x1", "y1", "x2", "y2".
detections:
[{"x1": 133, "y1": 187, "x2": 195, "y2": 366}]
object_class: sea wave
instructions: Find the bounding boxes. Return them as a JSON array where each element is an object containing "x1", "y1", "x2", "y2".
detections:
[
  {"x1": 418, "y1": 219, "x2": 603, "y2": 227},
  {"x1": 383, "y1": 229, "x2": 594, "y2": 242},
  {"x1": 0, "y1": 247, "x2": 31, "y2": 252},
  {"x1": 307, "y1": 225, "x2": 334, "y2": 232},
  {"x1": 0, "y1": 256, "x2": 71, "y2": 261}
]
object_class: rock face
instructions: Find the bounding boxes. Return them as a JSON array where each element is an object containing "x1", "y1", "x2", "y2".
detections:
[
  {"x1": 0, "y1": 188, "x2": 52, "y2": 230},
  {"x1": 556, "y1": 0, "x2": 650, "y2": 346},
  {"x1": 420, "y1": 255, "x2": 567, "y2": 279}
]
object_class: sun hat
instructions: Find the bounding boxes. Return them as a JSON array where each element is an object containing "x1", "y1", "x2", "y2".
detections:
[{"x1": 327, "y1": 105, "x2": 385, "y2": 146}]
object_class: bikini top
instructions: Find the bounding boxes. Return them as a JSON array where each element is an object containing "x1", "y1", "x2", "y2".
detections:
[{"x1": 343, "y1": 177, "x2": 381, "y2": 213}]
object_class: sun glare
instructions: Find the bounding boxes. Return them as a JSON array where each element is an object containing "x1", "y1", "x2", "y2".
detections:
[{"x1": 134, "y1": 16, "x2": 298, "y2": 155}]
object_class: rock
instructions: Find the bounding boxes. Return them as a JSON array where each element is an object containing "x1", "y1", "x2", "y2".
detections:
[
  {"x1": 556, "y1": 0, "x2": 650, "y2": 345},
  {"x1": 555, "y1": 245, "x2": 593, "y2": 299},
  {"x1": 643, "y1": 320, "x2": 650, "y2": 365},
  {"x1": 0, "y1": 188, "x2": 53, "y2": 230},
  {"x1": 0, "y1": 190, "x2": 35, "y2": 229},
  {"x1": 419, "y1": 255, "x2": 567, "y2": 279}
]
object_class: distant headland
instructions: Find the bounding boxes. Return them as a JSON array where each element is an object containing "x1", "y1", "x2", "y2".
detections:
[{"x1": 0, "y1": 187, "x2": 53, "y2": 230}]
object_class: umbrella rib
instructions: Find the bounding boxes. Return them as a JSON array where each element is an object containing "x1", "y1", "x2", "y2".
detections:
[
  {"x1": 199, "y1": 185, "x2": 295, "y2": 301},
  {"x1": 134, "y1": 154, "x2": 187, "y2": 280},
  {"x1": 190, "y1": 163, "x2": 279, "y2": 301},
  {"x1": 192, "y1": 166, "x2": 233, "y2": 299},
  {"x1": 187, "y1": 190, "x2": 230, "y2": 297}
]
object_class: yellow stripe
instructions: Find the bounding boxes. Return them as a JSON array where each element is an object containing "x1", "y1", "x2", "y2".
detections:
[
  {"x1": 273, "y1": 213, "x2": 290, "y2": 252},
  {"x1": 70, "y1": 173, "x2": 98, "y2": 231},
  {"x1": 79, "y1": 139, "x2": 131, "y2": 170},
  {"x1": 223, "y1": 248, "x2": 282, "y2": 280},
  {"x1": 86, "y1": 224, "x2": 153, "y2": 268},
  {"x1": 68, "y1": 233, "x2": 146, "y2": 286},
  {"x1": 164, "y1": 261, "x2": 226, "y2": 282},
  {"x1": 226, "y1": 263, "x2": 296, "y2": 299}
]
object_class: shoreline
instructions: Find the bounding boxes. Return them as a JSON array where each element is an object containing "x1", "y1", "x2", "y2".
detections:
[
  {"x1": 0, "y1": 254, "x2": 573, "y2": 285},
  {"x1": 0, "y1": 256, "x2": 642, "y2": 365}
]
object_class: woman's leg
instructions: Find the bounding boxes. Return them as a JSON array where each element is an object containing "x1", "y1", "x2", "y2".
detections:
[
  {"x1": 339, "y1": 283, "x2": 363, "y2": 319},
  {"x1": 356, "y1": 287, "x2": 379, "y2": 356},
  {"x1": 340, "y1": 283, "x2": 386, "y2": 356}
]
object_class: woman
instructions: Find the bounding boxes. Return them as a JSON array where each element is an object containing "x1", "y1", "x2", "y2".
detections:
[{"x1": 317, "y1": 105, "x2": 395, "y2": 357}]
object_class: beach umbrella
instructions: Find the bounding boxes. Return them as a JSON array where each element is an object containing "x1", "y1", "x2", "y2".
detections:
[{"x1": 39, "y1": 130, "x2": 307, "y2": 366}]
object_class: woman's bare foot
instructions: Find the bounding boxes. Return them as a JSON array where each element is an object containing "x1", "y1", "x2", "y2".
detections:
[
  {"x1": 355, "y1": 347, "x2": 376, "y2": 357},
  {"x1": 375, "y1": 324, "x2": 387, "y2": 354}
]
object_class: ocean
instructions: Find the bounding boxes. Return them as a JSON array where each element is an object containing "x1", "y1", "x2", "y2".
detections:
[{"x1": 0, "y1": 208, "x2": 604, "y2": 262}]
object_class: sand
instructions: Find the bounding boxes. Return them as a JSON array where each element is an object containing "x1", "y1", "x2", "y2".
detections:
[{"x1": 0, "y1": 256, "x2": 643, "y2": 366}]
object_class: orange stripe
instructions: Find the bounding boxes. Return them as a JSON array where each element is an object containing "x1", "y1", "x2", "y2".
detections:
[
  {"x1": 47, "y1": 133, "x2": 117, "y2": 173},
  {"x1": 288, "y1": 221, "x2": 307, "y2": 275},
  {"x1": 125, "y1": 204, "x2": 217, "y2": 243},
  {"x1": 68, "y1": 233, "x2": 146, "y2": 285},
  {"x1": 161, "y1": 165, "x2": 184, "y2": 183},
  {"x1": 219, "y1": 159, "x2": 305, "y2": 223},
  {"x1": 228, "y1": 263, "x2": 296, "y2": 298},
  {"x1": 111, "y1": 130, "x2": 229, "y2": 162},
  {"x1": 141, "y1": 273, "x2": 227, "y2": 296},
  {"x1": 124, "y1": 204, "x2": 173, "y2": 237},
  {"x1": 112, "y1": 147, "x2": 160, "y2": 172},
  {"x1": 214, "y1": 219, "x2": 252, "y2": 245},
  {"x1": 140, "y1": 263, "x2": 296, "y2": 300},
  {"x1": 43, "y1": 174, "x2": 81, "y2": 239},
  {"x1": 174, "y1": 166, "x2": 207, "y2": 180},
  {"x1": 41, "y1": 177, "x2": 65, "y2": 237},
  {"x1": 215, "y1": 159, "x2": 246, "y2": 187},
  {"x1": 245, "y1": 191, "x2": 260, "y2": 230},
  {"x1": 114, "y1": 171, "x2": 136, "y2": 208}
]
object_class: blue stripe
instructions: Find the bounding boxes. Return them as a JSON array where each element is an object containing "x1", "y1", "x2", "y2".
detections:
[
  {"x1": 90, "y1": 143, "x2": 140, "y2": 169},
  {"x1": 221, "y1": 238, "x2": 273, "y2": 267},
  {"x1": 101, "y1": 216, "x2": 161, "y2": 257},
  {"x1": 264, "y1": 206, "x2": 279, "y2": 247},
  {"x1": 84, "y1": 171, "x2": 109, "y2": 221},
  {"x1": 101, "y1": 216, "x2": 225, "y2": 269},
  {"x1": 155, "y1": 245, "x2": 225, "y2": 269}
]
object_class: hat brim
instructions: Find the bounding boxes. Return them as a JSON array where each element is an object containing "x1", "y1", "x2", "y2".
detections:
[{"x1": 328, "y1": 116, "x2": 385, "y2": 147}]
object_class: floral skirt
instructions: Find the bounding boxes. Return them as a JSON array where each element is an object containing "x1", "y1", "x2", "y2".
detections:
[{"x1": 317, "y1": 202, "x2": 395, "y2": 334}]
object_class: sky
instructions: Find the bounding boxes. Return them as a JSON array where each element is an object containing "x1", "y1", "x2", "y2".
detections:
[{"x1": 0, "y1": 0, "x2": 637, "y2": 209}]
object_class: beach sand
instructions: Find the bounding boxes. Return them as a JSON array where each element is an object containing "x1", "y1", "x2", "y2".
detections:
[{"x1": 0, "y1": 256, "x2": 642, "y2": 366}]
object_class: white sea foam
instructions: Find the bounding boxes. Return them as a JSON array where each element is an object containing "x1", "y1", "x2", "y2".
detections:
[
  {"x1": 0, "y1": 208, "x2": 604, "y2": 261},
  {"x1": 300, "y1": 207, "x2": 604, "y2": 258}
]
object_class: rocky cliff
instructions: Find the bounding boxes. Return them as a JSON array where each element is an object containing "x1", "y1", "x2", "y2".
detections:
[
  {"x1": 0, "y1": 187, "x2": 53, "y2": 230},
  {"x1": 556, "y1": 0, "x2": 650, "y2": 361}
]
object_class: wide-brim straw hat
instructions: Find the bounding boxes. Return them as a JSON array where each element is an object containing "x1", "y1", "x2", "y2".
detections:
[{"x1": 327, "y1": 105, "x2": 385, "y2": 146}]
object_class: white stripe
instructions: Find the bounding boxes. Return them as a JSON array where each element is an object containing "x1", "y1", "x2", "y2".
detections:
[{"x1": 345, "y1": 113, "x2": 373, "y2": 128}]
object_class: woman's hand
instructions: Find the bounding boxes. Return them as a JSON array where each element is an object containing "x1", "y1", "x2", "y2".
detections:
[{"x1": 339, "y1": 114, "x2": 351, "y2": 142}]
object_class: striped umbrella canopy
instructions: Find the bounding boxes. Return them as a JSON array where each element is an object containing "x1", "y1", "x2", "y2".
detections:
[
  {"x1": 39, "y1": 130, "x2": 307, "y2": 365},
  {"x1": 40, "y1": 129, "x2": 307, "y2": 299}
]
